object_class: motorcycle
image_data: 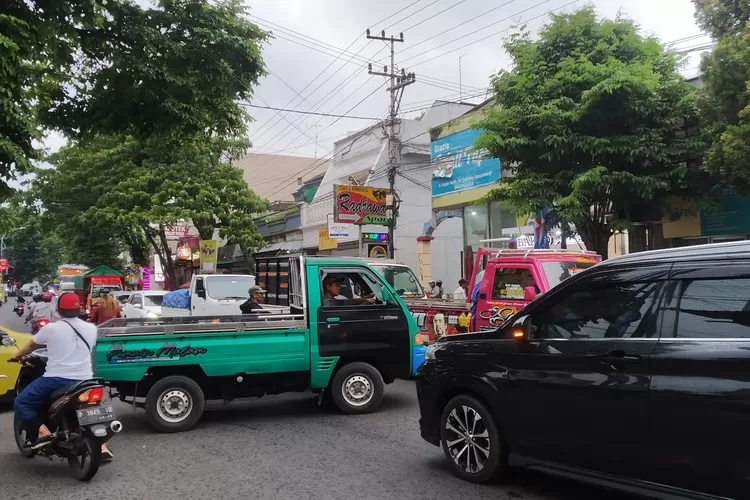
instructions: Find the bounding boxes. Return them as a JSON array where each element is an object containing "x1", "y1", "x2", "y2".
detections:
[
  {"x1": 26, "y1": 318, "x2": 49, "y2": 335},
  {"x1": 11, "y1": 351, "x2": 122, "y2": 481},
  {"x1": 14, "y1": 303, "x2": 24, "y2": 317}
]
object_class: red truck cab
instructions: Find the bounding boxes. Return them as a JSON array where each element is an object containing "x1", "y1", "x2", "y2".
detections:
[
  {"x1": 469, "y1": 248, "x2": 601, "y2": 330},
  {"x1": 406, "y1": 248, "x2": 601, "y2": 341}
]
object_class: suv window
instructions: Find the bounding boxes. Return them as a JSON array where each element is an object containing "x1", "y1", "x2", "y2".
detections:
[
  {"x1": 533, "y1": 281, "x2": 661, "y2": 339},
  {"x1": 491, "y1": 268, "x2": 537, "y2": 300},
  {"x1": 674, "y1": 278, "x2": 750, "y2": 338}
]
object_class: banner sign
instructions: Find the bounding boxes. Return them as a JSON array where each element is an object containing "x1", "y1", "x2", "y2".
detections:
[
  {"x1": 431, "y1": 128, "x2": 501, "y2": 197},
  {"x1": 200, "y1": 240, "x2": 218, "y2": 272},
  {"x1": 318, "y1": 228, "x2": 338, "y2": 250},
  {"x1": 142, "y1": 267, "x2": 151, "y2": 290},
  {"x1": 153, "y1": 254, "x2": 165, "y2": 283},
  {"x1": 333, "y1": 184, "x2": 391, "y2": 225}
]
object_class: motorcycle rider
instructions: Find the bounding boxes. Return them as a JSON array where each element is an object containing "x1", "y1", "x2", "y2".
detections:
[
  {"x1": 11, "y1": 293, "x2": 99, "y2": 450},
  {"x1": 26, "y1": 293, "x2": 53, "y2": 333}
]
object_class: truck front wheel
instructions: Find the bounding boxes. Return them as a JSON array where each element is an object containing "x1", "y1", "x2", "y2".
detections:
[
  {"x1": 331, "y1": 362, "x2": 384, "y2": 414},
  {"x1": 145, "y1": 375, "x2": 205, "y2": 433}
]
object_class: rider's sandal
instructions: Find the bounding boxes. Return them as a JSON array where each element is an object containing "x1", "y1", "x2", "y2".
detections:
[{"x1": 101, "y1": 448, "x2": 114, "y2": 462}]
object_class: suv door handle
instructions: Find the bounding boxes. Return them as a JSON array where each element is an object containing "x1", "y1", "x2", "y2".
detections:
[
  {"x1": 326, "y1": 317, "x2": 340, "y2": 324},
  {"x1": 601, "y1": 349, "x2": 641, "y2": 362}
]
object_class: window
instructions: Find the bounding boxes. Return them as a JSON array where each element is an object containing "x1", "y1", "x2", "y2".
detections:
[
  {"x1": 491, "y1": 268, "x2": 537, "y2": 300},
  {"x1": 130, "y1": 294, "x2": 142, "y2": 306},
  {"x1": 204, "y1": 276, "x2": 254, "y2": 300},
  {"x1": 674, "y1": 278, "x2": 750, "y2": 338},
  {"x1": 541, "y1": 260, "x2": 597, "y2": 289},
  {"x1": 371, "y1": 264, "x2": 425, "y2": 298},
  {"x1": 533, "y1": 281, "x2": 660, "y2": 339},
  {"x1": 144, "y1": 295, "x2": 164, "y2": 307},
  {"x1": 321, "y1": 269, "x2": 385, "y2": 306}
]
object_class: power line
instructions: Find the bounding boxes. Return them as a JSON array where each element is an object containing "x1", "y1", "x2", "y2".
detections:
[
  {"x1": 408, "y1": 0, "x2": 583, "y2": 69},
  {"x1": 401, "y1": 0, "x2": 555, "y2": 65},
  {"x1": 380, "y1": 0, "x2": 443, "y2": 32},
  {"x1": 242, "y1": 103, "x2": 378, "y2": 120},
  {"x1": 401, "y1": 0, "x2": 470, "y2": 33}
]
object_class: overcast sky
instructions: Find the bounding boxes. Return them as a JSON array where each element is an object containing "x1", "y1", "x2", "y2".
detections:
[{"x1": 40, "y1": 0, "x2": 707, "y2": 165}]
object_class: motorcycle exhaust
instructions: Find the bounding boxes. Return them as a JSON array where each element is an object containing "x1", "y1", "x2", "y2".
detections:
[{"x1": 110, "y1": 420, "x2": 123, "y2": 433}]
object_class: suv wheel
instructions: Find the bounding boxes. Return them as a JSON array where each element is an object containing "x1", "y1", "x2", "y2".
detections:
[{"x1": 440, "y1": 395, "x2": 507, "y2": 483}]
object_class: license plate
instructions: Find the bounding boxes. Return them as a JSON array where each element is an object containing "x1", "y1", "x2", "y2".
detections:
[{"x1": 76, "y1": 405, "x2": 116, "y2": 426}]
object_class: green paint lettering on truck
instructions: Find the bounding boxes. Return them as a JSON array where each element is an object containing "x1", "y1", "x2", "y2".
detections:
[{"x1": 95, "y1": 257, "x2": 421, "y2": 433}]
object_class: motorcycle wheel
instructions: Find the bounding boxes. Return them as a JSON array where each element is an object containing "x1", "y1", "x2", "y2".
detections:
[
  {"x1": 68, "y1": 433, "x2": 101, "y2": 481},
  {"x1": 13, "y1": 414, "x2": 36, "y2": 458}
]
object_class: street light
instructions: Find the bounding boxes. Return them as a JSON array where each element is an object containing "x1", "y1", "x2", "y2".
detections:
[{"x1": 1, "y1": 226, "x2": 27, "y2": 258}]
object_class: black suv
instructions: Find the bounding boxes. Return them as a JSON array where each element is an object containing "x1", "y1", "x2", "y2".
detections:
[{"x1": 415, "y1": 242, "x2": 750, "y2": 500}]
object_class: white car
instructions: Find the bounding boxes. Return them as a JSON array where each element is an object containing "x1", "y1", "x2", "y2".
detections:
[{"x1": 123, "y1": 291, "x2": 168, "y2": 318}]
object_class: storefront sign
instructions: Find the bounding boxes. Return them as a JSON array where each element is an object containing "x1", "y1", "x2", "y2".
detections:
[
  {"x1": 368, "y1": 243, "x2": 387, "y2": 258},
  {"x1": 142, "y1": 267, "x2": 151, "y2": 290},
  {"x1": 700, "y1": 191, "x2": 750, "y2": 236},
  {"x1": 333, "y1": 184, "x2": 391, "y2": 225},
  {"x1": 318, "y1": 228, "x2": 338, "y2": 250},
  {"x1": 200, "y1": 240, "x2": 218, "y2": 272},
  {"x1": 153, "y1": 254, "x2": 165, "y2": 283},
  {"x1": 164, "y1": 223, "x2": 189, "y2": 238},
  {"x1": 327, "y1": 215, "x2": 353, "y2": 238},
  {"x1": 431, "y1": 128, "x2": 501, "y2": 197}
]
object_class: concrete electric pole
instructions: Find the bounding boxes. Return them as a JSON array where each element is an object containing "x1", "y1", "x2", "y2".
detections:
[{"x1": 367, "y1": 29, "x2": 415, "y2": 259}]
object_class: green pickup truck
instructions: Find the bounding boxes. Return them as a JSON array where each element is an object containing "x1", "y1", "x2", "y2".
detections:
[{"x1": 95, "y1": 256, "x2": 422, "y2": 432}]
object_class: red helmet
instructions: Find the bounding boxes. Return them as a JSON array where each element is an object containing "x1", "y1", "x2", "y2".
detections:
[
  {"x1": 57, "y1": 292, "x2": 81, "y2": 318},
  {"x1": 41, "y1": 292, "x2": 53, "y2": 303}
]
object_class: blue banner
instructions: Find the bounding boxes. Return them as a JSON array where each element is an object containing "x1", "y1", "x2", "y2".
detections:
[{"x1": 431, "y1": 128, "x2": 501, "y2": 197}]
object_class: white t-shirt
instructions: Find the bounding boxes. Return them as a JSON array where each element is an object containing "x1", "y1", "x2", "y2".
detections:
[
  {"x1": 453, "y1": 286, "x2": 467, "y2": 300},
  {"x1": 33, "y1": 318, "x2": 97, "y2": 380}
]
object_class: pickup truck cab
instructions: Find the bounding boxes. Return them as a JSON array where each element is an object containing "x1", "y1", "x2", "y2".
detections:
[
  {"x1": 407, "y1": 248, "x2": 601, "y2": 340},
  {"x1": 95, "y1": 257, "x2": 421, "y2": 433},
  {"x1": 160, "y1": 274, "x2": 256, "y2": 317}
]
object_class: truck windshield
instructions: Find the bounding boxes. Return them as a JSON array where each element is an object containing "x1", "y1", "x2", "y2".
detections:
[
  {"x1": 92, "y1": 284, "x2": 122, "y2": 298},
  {"x1": 371, "y1": 265, "x2": 425, "y2": 298},
  {"x1": 204, "y1": 276, "x2": 255, "y2": 300},
  {"x1": 542, "y1": 260, "x2": 597, "y2": 289}
]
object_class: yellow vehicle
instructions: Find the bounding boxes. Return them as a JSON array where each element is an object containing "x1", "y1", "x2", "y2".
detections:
[{"x1": 0, "y1": 328, "x2": 33, "y2": 401}]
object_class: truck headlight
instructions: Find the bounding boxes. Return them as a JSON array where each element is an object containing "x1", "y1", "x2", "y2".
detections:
[{"x1": 424, "y1": 342, "x2": 442, "y2": 361}]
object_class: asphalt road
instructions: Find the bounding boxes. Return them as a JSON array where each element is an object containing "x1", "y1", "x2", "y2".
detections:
[{"x1": 0, "y1": 302, "x2": 634, "y2": 500}]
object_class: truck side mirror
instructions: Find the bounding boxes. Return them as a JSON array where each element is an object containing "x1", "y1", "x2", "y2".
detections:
[
  {"x1": 524, "y1": 286, "x2": 537, "y2": 302},
  {"x1": 195, "y1": 279, "x2": 206, "y2": 299}
]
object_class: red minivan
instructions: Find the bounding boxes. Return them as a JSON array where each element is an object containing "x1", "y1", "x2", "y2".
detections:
[{"x1": 468, "y1": 248, "x2": 601, "y2": 330}]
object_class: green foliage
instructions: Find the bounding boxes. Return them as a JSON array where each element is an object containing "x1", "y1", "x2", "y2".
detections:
[
  {"x1": 476, "y1": 7, "x2": 702, "y2": 257},
  {"x1": 0, "y1": 197, "x2": 64, "y2": 283},
  {"x1": 693, "y1": 1, "x2": 750, "y2": 189},
  {"x1": 693, "y1": 0, "x2": 750, "y2": 38}
]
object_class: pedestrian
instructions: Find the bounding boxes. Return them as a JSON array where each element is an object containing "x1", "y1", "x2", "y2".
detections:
[
  {"x1": 436, "y1": 280, "x2": 444, "y2": 299},
  {"x1": 240, "y1": 285, "x2": 268, "y2": 313},
  {"x1": 453, "y1": 279, "x2": 468, "y2": 300},
  {"x1": 88, "y1": 291, "x2": 121, "y2": 325},
  {"x1": 428, "y1": 280, "x2": 440, "y2": 299}
]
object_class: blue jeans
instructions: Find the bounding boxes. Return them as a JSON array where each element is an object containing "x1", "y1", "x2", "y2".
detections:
[{"x1": 14, "y1": 376, "x2": 80, "y2": 431}]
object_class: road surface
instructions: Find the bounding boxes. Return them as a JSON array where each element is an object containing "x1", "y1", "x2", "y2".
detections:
[{"x1": 0, "y1": 303, "x2": 632, "y2": 500}]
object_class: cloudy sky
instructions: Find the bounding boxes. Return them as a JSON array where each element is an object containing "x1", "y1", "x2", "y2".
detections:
[{"x1": 41, "y1": 0, "x2": 708, "y2": 164}]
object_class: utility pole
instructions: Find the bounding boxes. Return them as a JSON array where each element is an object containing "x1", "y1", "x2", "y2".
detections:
[{"x1": 367, "y1": 29, "x2": 416, "y2": 259}]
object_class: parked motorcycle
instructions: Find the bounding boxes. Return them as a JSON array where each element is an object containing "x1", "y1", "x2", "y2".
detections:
[
  {"x1": 14, "y1": 303, "x2": 24, "y2": 317},
  {"x1": 11, "y1": 351, "x2": 122, "y2": 481}
]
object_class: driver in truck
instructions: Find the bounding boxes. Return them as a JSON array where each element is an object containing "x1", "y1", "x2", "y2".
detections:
[{"x1": 323, "y1": 275, "x2": 376, "y2": 306}]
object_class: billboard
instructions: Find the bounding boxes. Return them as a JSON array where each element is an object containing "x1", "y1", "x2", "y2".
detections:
[
  {"x1": 431, "y1": 128, "x2": 501, "y2": 197},
  {"x1": 200, "y1": 240, "x2": 218, "y2": 272},
  {"x1": 333, "y1": 184, "x2": 391, "y2": 225}
]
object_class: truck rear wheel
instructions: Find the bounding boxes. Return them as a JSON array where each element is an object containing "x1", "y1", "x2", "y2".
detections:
[
  {"x1": 330, "y1": 362, "x2": 384, "y2": 414},
  {"x1": 145, "y1": 375, "x2": 205, "y2": 433}
]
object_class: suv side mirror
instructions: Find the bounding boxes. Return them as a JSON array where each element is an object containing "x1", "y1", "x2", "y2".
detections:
[
  {"x1": 524, "y1": 286, "x2": 537, "y2": 302},
  {"x1": 509, "y1": 315, "x2": 532, "y2": 341}
]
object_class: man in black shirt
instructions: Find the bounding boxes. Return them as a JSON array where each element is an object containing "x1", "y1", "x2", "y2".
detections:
[{"x1": 240, "y1": 285, "x2": 267, "y2": 314}]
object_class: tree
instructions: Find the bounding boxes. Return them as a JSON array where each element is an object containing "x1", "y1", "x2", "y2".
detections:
[
  {"x1": 692, "y1": 1, "x2": 750, "y2": 189},
  {"x1": 475, "y1": 7, "x2": 702, "y2": 258},
  {"x1": 41, "y1": 134, "x2": 269, "y2": 289}
]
